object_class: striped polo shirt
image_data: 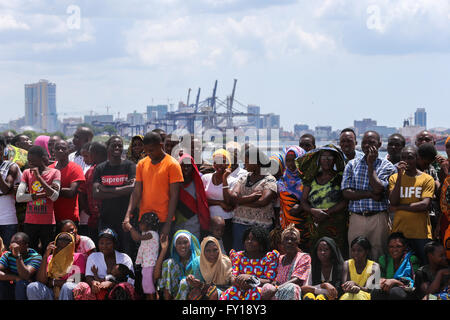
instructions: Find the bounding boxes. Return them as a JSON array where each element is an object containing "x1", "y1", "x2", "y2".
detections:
[{"x1": 0, "y1": 248, "x2": 42, "y2": 275}]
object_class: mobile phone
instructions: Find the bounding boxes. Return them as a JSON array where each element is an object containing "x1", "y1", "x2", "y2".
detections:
[{"x1": 3, "y1": 148, "x2": 8, "y2": 158}]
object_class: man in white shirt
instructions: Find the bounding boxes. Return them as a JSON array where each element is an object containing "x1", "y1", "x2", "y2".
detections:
[{"x1": 69, "y1": 127, "x2": 94, "y2": 174}]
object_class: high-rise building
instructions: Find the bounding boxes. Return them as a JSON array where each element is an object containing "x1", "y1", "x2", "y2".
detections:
[
  {"x1": 25, "y1": 79, "x2": 58, "y2": 132},
  {"x1": 247, "y1": 105, "x2": 260, "y2": 128},
  {"x1": 147, "y1": 105, "x2": 168, "y2": 122},
  {"x1": 414, "y1": 108, "x2": 426, "y2": 128},
  {"x1": 354, "y1": 118, "x2": 377, "y2": 136},
  {"x1": 84, "y1": 114, "x2": 114, "y2": 124},
  {"x1": 127, "y1": 111, "x2": 144, "y2": 125}
]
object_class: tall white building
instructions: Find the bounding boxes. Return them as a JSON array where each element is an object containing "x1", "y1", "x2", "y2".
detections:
[{"x1": 24, "y1": 79, "x2": 58, "y2": 132}]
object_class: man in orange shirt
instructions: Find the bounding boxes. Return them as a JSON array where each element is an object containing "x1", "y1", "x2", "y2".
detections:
[{"x1": 123, "y1": 132, "x2": 183, "y2": 241}]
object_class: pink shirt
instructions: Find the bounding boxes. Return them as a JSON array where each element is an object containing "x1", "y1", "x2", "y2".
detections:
[
  {"x1": 47, "y1": 252, "x2": 87, "y2": 280},
  {"x1": 22, "y1": 168, "x2": 61, "y2": 225}
]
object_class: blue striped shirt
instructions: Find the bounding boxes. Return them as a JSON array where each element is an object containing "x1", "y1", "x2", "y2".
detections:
[
  {"x1": 0, "y1": 248, "x2": 42, "y2": 275},
  {"x1": 341, "y1": 156, "x2": 397, "y2": 213}
]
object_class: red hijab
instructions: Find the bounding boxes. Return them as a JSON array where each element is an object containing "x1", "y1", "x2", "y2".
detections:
[{"x1": 178, "y1": 154, "x2": 210, "y2": 230}]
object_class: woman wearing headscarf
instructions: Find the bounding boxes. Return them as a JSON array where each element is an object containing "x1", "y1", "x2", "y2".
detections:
[
  {"x1": 270, "y1": 152, "x2": 285, "y2": 181},
  {"x1": 202, "y1": 149, "x2": 236, "y2": 253},
  {"x1": 157, "y1": 229, "x2": 201, "y2": 300},
  {"x1": 278, "y1": 146, "x2": 309, "y2": 250},
  {"x1": 261, "y1": 224, "x2": 311, "y2": 300},
  {"x1": 34, "y1": 135, "x2": 50, "y2": 158},
  {"x1": 26, "y1": 232, "x2": 87, "y2": 300},
  {"x1": 126, "y1": 135, "x2": 146, "y2": 164},
  {"x1": 298, "y1": 144, "x2": 349, "y2": 257},
  {"x1": 302, "y1": 236, "x2": 345, "y2": 300},
  {"x1": 178, "y1": 236, "x2": 232, "y2": 300},
  {"x1": 72, "y1": 228, "x2": 135, "y2": 300},
  {"x1": 175, "y1": 154, "x2": 210, "y2": 240},
  {"x1": 270, "y1": 151, "x2": 285, "y2": 239}
]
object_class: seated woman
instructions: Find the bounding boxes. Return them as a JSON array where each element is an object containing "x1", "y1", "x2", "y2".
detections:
[
  {"x1": 178, "y1": 236, "x2": 232, "y2": 300},
  {"x1": 372, "y1": 232, "x2": 420, "y2": 300},
  {"x1": 261, "y1": 224, "x2": 311, "y2": 300},
  {"x1": 59, "y1": 220, "x2": 96, "y2": 256},
  {"x1": 156, "y1": 230, "x2": 201, "y2": 300},
  {"x1": 72, "y1": 228, "x2": 135, "y2": 300},
  {"x1": 414, "y1": 241, "x2": 450, "y2": 300},
  {"x1": 219, "y1": 225, "x2": 279, "y2": 300},
  {"x1": 302, "y1": 236, "x2": 345, "y2": 300},
  {"x1": 27, "y1": 232, "x2": 87, "y2": 300},
  {"x1": 340, "y1": 236, "x2": 380, "y2": 300}
]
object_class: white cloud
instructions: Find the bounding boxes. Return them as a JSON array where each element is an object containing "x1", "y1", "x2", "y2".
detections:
[
  {"x1": 124, "y1": 11, "x2": 335, "y2": 69},
  {"x1": 0, "y1": 14, "x2": 29, "y2": 30}
]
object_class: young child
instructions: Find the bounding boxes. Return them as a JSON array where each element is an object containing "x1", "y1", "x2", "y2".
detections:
[
  {"x1": 89, "y1": 263, "x2": 136, "y2": 300},
  {"x1": 124, "y1": 212, "x2": 160, "y2": 300}
]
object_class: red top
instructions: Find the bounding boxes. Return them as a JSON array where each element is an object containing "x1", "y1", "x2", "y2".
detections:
[
  {"x1": 22, "y1": 168, "x2": 61, "y2": 225},
  {"x1": 78, "y1": 165, "x2": 100, "y2": 228},
  {"x1": 49, "y1": 161, "x2": 86, "y2": 222}
]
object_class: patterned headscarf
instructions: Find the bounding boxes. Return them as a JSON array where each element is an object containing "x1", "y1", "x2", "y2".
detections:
[
  {"x1": 270, "y1": 151, "x2": 286, "y2": 175},
  {"x1": 212, "y1": 149, "x2": 232, "y2": 167},
  {"x1": 295, "y1": 144, "x2": 346, "y2": 185},
  {"x1": 277, "y1": 146, "x2": 306, "y2": 200},
  {"x1": 126, "y1": 135, "x2": 146, "y2": 164}
]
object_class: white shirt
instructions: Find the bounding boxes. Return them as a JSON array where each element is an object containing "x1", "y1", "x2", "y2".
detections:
[
  {"x1": 0, "y1": 161, "x2": 22, "y2": 225},
  {"x1": 202, "y1": 173, "x2": 238, "y2": 220},
  {"x1": 69, "y1": 151, "x2": 91, "y2": 225},
  {"x1": 76, "y1": 235, "x2": 96, "y2": 255},
  {"x1": 85, "y1": 251, "x2": 134, "y2": 285},
  {"x1": 69, "y1": 152, "x2": 91, "y2": 174}
]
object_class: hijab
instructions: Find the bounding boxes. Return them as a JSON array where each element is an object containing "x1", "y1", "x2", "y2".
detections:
[
  {"x1": 277, "y1": 146, "x2": 306, "y2": 200},
  {"x1": 270, "y1": 151, "x2": 286, "y2": 175},
  {"x1": 212, "y1": 149, "x2": 231, "y2": 168},
  {"x1": 178, "y1": 154, "x2": 211, "y2": 230},
  {"x1": 199, "y1": 236, "x2": 232, "y2": 286},
  {"x1": 295, "y1": 144, "x2": 346, "y2": 185},
  {"x1": 126, "y1": 135, "x2": 146, "y2": 163},
  {"x1": 34, "y1": 135, "x2": 50, "y2": 157},
  {"x1": 310, "y1": 236, "x2": 344, "y2": 288},
  {"x1": 170, "y1": 230, "x2": 201, "y2": 280},
  {"x1": 47, "y1": 232, "x2": 76, "y2": 279}
]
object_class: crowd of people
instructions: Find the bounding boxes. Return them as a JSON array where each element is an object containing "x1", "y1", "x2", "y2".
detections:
[{"x1": 0, "y1": 126, "x2": 449, "y2": 301}]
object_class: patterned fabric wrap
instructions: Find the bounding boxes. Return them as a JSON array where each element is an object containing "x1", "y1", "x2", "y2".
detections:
[
  {"x1": 277, "y1": 146, "x2": 305, "y2": 200},
  {"x1": 219, "y1": 249, "x2": 279, "y2": 300},
  {"x1": 305, "y1": 174, "x2": 348, "y2": 254},
  {"x1": 295, "y1": 144, "x2": 346, "y2": 185}
]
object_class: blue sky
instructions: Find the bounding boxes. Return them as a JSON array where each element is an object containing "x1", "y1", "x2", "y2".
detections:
[{"x1": 1, "y1": 0, "x2": 449, "y2": 131}]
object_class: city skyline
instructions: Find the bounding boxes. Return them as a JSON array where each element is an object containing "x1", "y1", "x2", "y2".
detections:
[{"x1": 1, "y1": 1, "x2": 449, "y2": 131}]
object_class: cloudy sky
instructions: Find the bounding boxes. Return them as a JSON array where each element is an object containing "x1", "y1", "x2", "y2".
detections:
[{"x1": 1, "y1": 0, "x2": 449, "y2": 131}]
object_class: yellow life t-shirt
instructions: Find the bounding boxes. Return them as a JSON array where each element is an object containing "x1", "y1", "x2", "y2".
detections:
[{"x1": 389, "y1": 172, "x2": 435, "y2": 239}]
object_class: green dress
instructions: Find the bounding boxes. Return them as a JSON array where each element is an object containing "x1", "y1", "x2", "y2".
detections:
[{"x1": 305, "y1": 174, "x2": 348, "y2": 256}]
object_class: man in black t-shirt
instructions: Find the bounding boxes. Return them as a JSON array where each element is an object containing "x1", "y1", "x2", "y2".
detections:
[{"x1": 93, "y1": 136, "x2": 136, "y2": 256}]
